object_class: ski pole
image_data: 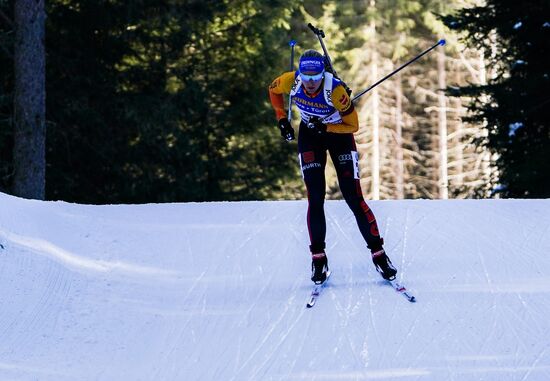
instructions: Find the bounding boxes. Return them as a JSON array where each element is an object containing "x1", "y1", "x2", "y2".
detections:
[
  {"x1": 307, "y1": 23, "x2": 339, "y2": 78},
  {"x1": 352, "y1": 39, "x2": 446, "y2": 102},
  {"x1": 289, "y1": 39, "x2": 296, "y2": 72},
  {"x1": 288, "y1": 39, "x2": 296, "y2": 121}
]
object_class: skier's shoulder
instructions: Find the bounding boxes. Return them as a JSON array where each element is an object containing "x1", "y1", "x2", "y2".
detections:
[
  {"x1": 326, "y1": 72, "x2": 342, "y2": 88},
  {"x1": 330, "y1": 81, "x2": 353, "y2": 112},
  {"x1": 269, "y1": 71, "x2": 296, "y2": 94}
]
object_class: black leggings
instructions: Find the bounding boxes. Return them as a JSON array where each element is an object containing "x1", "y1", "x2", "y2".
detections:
[{"x1": 298, "y1": 122, "x2": 383, "y2": 254}]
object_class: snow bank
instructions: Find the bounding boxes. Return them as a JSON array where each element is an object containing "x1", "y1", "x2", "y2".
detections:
[{"x1": 0, "y1": 192, "x2": 549, "y2": 380}]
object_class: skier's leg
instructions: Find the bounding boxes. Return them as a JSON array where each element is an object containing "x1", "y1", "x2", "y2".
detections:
[
  {"x1": 298, "y1": 124, "x2": 329, "y2": 283},
  {"x1": 328, "y1": 133, "x2": 383, "y2": 251},
  {"x1": 328, "y1": 133, "x2": 397, "y2": 280},
  {"x1": 298, "y1": 124, "x2": 327, "y2": 254}
]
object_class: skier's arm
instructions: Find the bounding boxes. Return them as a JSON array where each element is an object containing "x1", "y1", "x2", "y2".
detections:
[
  {"x1": 268, "y1": 71, "x2": 295, "y2": 121},
  {"x1": 326, "y1": 84, "x2": 359, "y2": 134}
]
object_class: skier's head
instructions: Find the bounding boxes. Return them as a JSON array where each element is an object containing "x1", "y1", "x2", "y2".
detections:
[{"x1": 299, "y1": 49, "x2": 325, "y2": 94}]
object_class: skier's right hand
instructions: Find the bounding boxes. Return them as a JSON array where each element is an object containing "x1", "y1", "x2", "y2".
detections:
[{"x1": 278, "y1": 118, "x2": 295, "y2": 141}]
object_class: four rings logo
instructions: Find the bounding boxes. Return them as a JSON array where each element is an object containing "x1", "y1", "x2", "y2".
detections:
[{"x1": 338, "y1": 154, "x2": 353, "y2": 162}]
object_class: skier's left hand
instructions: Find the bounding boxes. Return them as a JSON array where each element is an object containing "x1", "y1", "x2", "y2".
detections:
[
  {"x1": 278, "y1": 117, "x2": 295, "y2": 141},
  {"x1": 307, "y1": 116, "x2": 327, "y2": 135}
]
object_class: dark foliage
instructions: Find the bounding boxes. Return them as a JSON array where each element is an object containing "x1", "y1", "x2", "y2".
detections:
[
  {"x1": 1, "y1": 0, "x2": 302, "y2": 203},
  {"x1": 442, "y1": 1, "x2": 550, "y2": 197}
]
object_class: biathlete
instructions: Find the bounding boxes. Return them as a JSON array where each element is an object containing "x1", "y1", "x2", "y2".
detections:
[{"x1": 268, "y1": 49, "x2": 397, "y2": 284}]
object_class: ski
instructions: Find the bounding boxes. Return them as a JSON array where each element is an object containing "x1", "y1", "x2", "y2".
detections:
[
  {"x1": 387, "y1": 279, "x2": 416, "y2": 302},
  {"x1": 306, "y1": 271, "x2": 331, "y2": 308}
]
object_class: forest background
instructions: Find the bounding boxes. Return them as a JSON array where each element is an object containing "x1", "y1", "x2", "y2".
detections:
[{"x1": 0, "y1": 0, "x2": 548, "y2": 203}]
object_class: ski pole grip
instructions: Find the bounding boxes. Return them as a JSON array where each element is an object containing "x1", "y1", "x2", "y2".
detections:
[
  {"x1": 289, "y1": 40, "x2": 296, "y2": 71},
  {"x1": 288, "y1": 39, "x2": 297, "y2": 121},
  {"x1": 307, "y1": 23, "x2": 325, "y2": 38}
]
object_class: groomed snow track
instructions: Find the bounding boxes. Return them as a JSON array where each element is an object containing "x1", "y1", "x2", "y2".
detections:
[{"x1": 1, "y1": 193, "x2": 549, "y2": 380}]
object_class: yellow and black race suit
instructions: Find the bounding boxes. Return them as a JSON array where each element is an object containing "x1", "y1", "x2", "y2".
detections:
[{"x1": 268, "y1": 72, "x2": 384, "y2": 255}]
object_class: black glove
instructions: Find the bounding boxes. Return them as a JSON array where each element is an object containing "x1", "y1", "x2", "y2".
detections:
[
  {"x1": 307, "y1": 116, "x2": 327, "y2": 135},
  {"x1": 278, "y1": 118, "x2": 295, "y2": 141}
]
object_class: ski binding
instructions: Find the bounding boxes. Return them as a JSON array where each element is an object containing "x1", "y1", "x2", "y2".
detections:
[{"x1": 306, "y1": 271, "x2": 331, "y2": 308}]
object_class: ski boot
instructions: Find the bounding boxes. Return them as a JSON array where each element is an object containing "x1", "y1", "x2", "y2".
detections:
[
  {"x1": 372, "y1": 249, "x2": 397, "y2": 280},
  {"x1": 311, "y1": 252, "x2": 329, "y2": 285}
]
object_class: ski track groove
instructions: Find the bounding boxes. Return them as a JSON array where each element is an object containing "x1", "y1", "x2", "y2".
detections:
[
  {"x1": 260, "y1": 279, "x2": 306, "y2": 380},
  {"x1": 515, "y1": 294, "x2": 546, "y2": 342},
  {"x1": 329, "y1": 284, "x2": 369, "y2": 379},
  {"x1": 366, "y1": 281, "x2": 383, "y2": 362},
  {"x1": 409, "y1": 302, "x2": 445, "y2": 377},
  {"x1": 329, "y1": 214, "x2": 371, "y2": 311},
  {"x1": 394, "y1": 310, "x2": 421, "y2": 359},
  {"x1": 400, "y1": 207, "x2": 410, "y2": 278},
  {"x1": 502, "y1": 300, "x2": 540, "y2": 380},
  {"x1": 391, "y1": 206, "x2": 420, "y2": 360},
  {"x1": 234, "y1": 288, "x2": 302, "y2": 380},
  {"x1": 17, "y1": 260, "x2": 67, "y2": 369},
  {"x1": 135, "y1": 240, "x2": 208, "y2": 379},
  {"x1": 0, "y1": 246, "x2": 18, "y2": 354},
  {"x1": 234, "y1": 241, "x2": 279, "y2": 334},
  {"x1": 290, "y1": 212, "x2": 370, "y2": 378},
  {"x1": 284, "y1": 282, "x2": 314, "y2": 380},
  {"x1": 204, "y1": 226, "x2": 251, "y2": 381},
  {"x1": 520, "y1": 346, "x2": 548, "y2": 381},
  {"x1": 229, "y1": 223, "x2": 291, "y2": 381},
  {"x1": 503, "y1": 303, "x2": 529, "y2": 359},
  {"x1": 447, "y1": 359, "x2": 455, "y2": 381},
  {"x1": 378, "y1": 214, "x2": 401, "y2": 372},
  {"x1": 383, "y1": 207, "x2": 423, "y2": 366},
  {"x1": 2, "y1": 198, "x2": 550, "y2": 380},
  {"x1": 474, "y1": 236, "x2": 508, "y2": 375},
  {"x1": 475, "y1": 238, "x2": 503, "y2": 372},
  {"x1": 205, "y1": 207, "x2": 276, "y2": 327},
  {"x1": 330, "y1": 214, "x2": 374, "y2": 371},
  {"x1": 150, "y1": 269, "x2": 208, "y2": 379},
  {"x1": 496, "y1": 227, "x2": 542, "y2": 337},
  {"x1": 9, "y1": 253, "x2": 40, "y2": 354},
  {"x1": 151, "y1": 318, "x2": 182, "y2": 380},
  {"x1": 329, "y1": 214, "x2": 370, "y2": 308},
  {"x1": 329, "y1": 213, "x2": 375, "y2": 375},
  {"x1": 385, "y1": 285, "x2": 400, "y2": 370},
  {"x1": 536, "y1": 220, "x2": 550, "y2": 252}
]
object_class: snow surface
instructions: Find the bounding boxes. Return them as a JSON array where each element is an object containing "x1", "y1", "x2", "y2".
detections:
[{"x1": 1, "y1": 192, "x2": 550, "y2": 381}]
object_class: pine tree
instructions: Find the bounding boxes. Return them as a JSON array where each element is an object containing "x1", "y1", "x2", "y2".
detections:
[
  {"x1": 40, "y1": 0, "x2": 302, "y2": 203},
  {"x1": 443, "y1": 0, "x2": 550, "y2": 197}
]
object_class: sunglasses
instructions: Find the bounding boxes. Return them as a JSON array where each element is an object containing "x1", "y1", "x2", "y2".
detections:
[{"x1": 300, "y1": 71, "x2": 324, "y2": 82}]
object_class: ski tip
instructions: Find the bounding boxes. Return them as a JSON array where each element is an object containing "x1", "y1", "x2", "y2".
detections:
[
  {"x1": 409, "y1": 296, "x2": 417, "y2": 303},
  {"x1": 439, "y1": 39, "x2": 446, "y2": 46},
  {"x1": 306, "y1": 298, "x2": 316, "y2": 308}
]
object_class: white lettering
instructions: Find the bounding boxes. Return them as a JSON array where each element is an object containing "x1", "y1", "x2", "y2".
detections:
[{"x1": 302, "y1": 163, "x2": 322, "y2": 171}]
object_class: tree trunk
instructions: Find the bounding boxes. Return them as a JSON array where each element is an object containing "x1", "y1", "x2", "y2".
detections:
[
  {"x1": 369, "y1": 0, "x2": 380, "y2": 200},
  {"x1": 454, "y1": 97, "x2": 464, "y2": 188},
  {"x1": 13, "y1": 0, "x2": 46, "y2": 200},
  {"x1": 437, "y1": 49, "x2": 448, "y2": 199},
  {"x1": 394, "y1": 71, "x2": 404, "y2": 199}
]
